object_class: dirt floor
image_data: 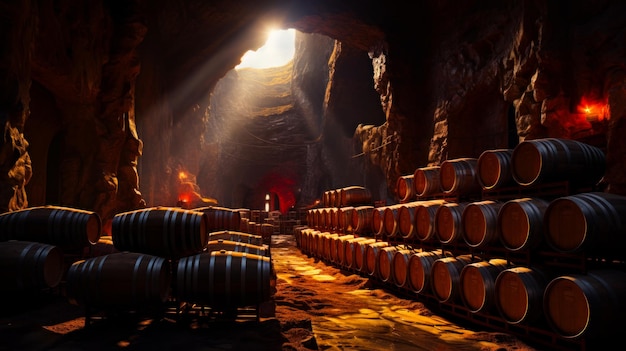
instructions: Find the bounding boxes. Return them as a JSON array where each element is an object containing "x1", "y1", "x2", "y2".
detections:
[{"x1": 0, "y1": 234, "x2": 541, "y2": 351}]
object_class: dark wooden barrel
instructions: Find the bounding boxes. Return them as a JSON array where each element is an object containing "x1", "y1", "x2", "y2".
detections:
[
  {"x1": 0, "y1": 205, "x2": 101, "y2": 249},
  {"x1": 364, "y1": 241, "x2": 389, "y2": 276},
  {"x1": 459, "y1": 258, "x2": 508, "y2": 313},
  {"x1": 543, "y1": 269, "x2": 626, "y2": 340},
  {"x1": 396, "y1": 175, "x2": 415, "y2": 203},
  {"x1": 511, "y1": 138, "x2": 605, "y2": 187},
  {"x1": 414, "y1": 166, "x2": 442, "y2": 198},
  {"x1": 544, "y1": 192, "x2": 626, "y2": 253},
  {"x1": 415, "y1": 200, "x2": 446, "y2": 242},
  {"x1": 461, "y1": 200, "x2": 503, "y2": 248},
  {"x1": 391, "y1": 248, "x2": 414, "y2": 288},
  {"x1": 495, "y1": 266, "x2": 550, "y2": 324},
  {"x1": 434, "y1": 202, "x2": 468, "y2": 244},
  {"x1": 339, "y1": 186, "x2": 372, "y2": 207},
  {"x1": 376, "y1": 245, "x2": 400, "y2": 282},
  {"x1": 206, "y1": 239, "x2": 269, "y2": 257},
  {"x1": 498, "y1": 197, "x2": 549, "y2": 251},
  {"x1": 0, "y1": 240, "x2": 64, "y2": 293},
  {"x1": 477, "y1": 149, "x2": 514, "y2": 190},
  {"x1": 337, "y1": 207, "x2": 355, "y2": 233},
  {"x1": 194, "y1": 206, "x2": 241, "y2": 232},
  {"x1": 430, "y1": 254, "x2": 476, "y2": 303},
  {"x1": 383, "y1": 204, "x2": 403, "y2": 239},
  {"x1": 175, "y1": 250, "x2": 272, "y2": 309},
  {"x1": 65, "y1": 252, "x2": 171, "y2": 309},
  {"x1": 407, "y1": 250, "x2": 445, "y2": 294},
  {"x1": 208, "y1": 230, "x2": 264, "y2": 246},
  {"x1": 112, "y1": 207, "x2": 208, "y2": 258},
  {"x1": 371, "y1": 207, "x2": 387, "y2": 238},
  {"x1": 351, "y1": 206, "x2": 375, "y2": 235},
  {"x1": 439, "y1": 158, "x2": 481, "y2": 196}
]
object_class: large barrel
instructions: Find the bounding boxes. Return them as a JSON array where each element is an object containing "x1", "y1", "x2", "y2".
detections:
[
  {"x1": 462, "y1": 200, "x2": 503, "y2": 248},
  {"x1": 498, "y1": 197, "x2": 549, "y2": 251},
  {"x1": 206, "y1": 239, "x2": 270, "y2": 257},
  {"x1": 208, "y1": 230, "x2": 264, "y2": 246},
  {"x1": 414, "y1": 166, "x2": 442, "y2": 198},
  {"x1": 194, "y1": 206, "x2": 242, "y2": 232},
  {"x1": 414, "y1": 200, "x2": 446, "y2": 242},
  {"x1": 510, "y1": 138, "x2": 605, "y2": 187},
  {"x1": 351, "y1": 206, "x2": 374, "y2": 235},
  {"x1": 65, "y1": 252, "x2": 171, "y2": 310},
  {"x1": 439, "y1": 158, "x2": 481, "y2": 196},
  {"x1": 0, "y1": 240, "x2": 64, "y2": 293},
  {"x1": 430, "y1": 254, "x2": 476, "y2": 303},
  {"x1": 543, "y1": 269, "x2": 626, "y2": 340},
  {"x1": 477, "y1": 149, "x2": 515, "y2": 190},
  {"x1": 175, "y1": 250, "x2": 272, "y2": 309},
  {"x1": 338, "y1": 186, "x2": 372, "y2": 207},
  {"x1": 434, "y1": 202, "x2": 468, "y2": 244},
  {"x1": 112, "y1": 207, "x2": 209, "y2": 258},
  {"x1": 544, "y1": 192, "x2": 626, "y2": 253},
  {"x1": 495, "y1": 266, "x2": 550, "y2": 324},
  {"x1": 407, "y1": 250, "x2": 445, "y2": 294},
  {"x1": 396, "y1": 175, "x2": 415, "y2": 203},
  {"x1": 459, "y1": 258, "x2": 508, "y2": 313},
  {"x1": 0, "y1": 205, "x2": 101, "y2": 249}
]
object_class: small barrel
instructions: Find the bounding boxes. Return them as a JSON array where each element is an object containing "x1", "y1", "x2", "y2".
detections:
[
  {"x1": 208, "y1": 230, "x2": 264, "y2": 246},
  {"x1": 477, "y1": 149, "x2": 515, "y2": 190},
  {"x1": 543, "y1": 269, "x2": 626, "y2": 340},
  {"x1": 0, "y1": 240, "x2": 64, "y2": 293},
  {"x1": 462, "y1": 200, "x2": 503, "y2": 248},
  {"x1": 415, "y1": 200, "x2": 446, "y2": 242},
  {"x1": 391, "y1": 248, "x2": 415, "y2": 288},
  {"x1": 0, "y1": 205, "x2": 102, "y2": 249},
  {"x1": 460, "y1": 258, "x2": 509, "y2": 313},
  {"x1": 430, "y1": 254, "x2": 476, "y2": 303},
  {"x1": 206, "y1": 239, "x2": 269, "y2": 257},
  {"x1": 434, "y1": 202, "x2": 468, "y2": 244},
  {"x1": 112, "y1": 207, "x2": 209, "y2": 258},
  {"x1": 376, "y1": 246, "x2": 400, "y2": 282},
  {"x1": 396, "y1": 175, "x2": 415, "y2": 203},
  {"x1": 176, "y1": 250, "x2": 272, "y2": 309},
  {"x1": 544, "y1": 192, "x2": 626, "y2": 253},
  {"x1": 194, "y1": 206, "x2": 242, "y2": 232},
  {"x1": 363, "y1": 241, "x2": 389, "y2": 276},
  {"x1": 66, "y1": 252, "x2": 171, "y2": 310},
  {"x1": 407, "y1": 250, "x2": 446, "y2": 294},
  {"x1": 495, "y1": 265, "x2": 550, "y2": 324},
  {"x1": 345, "y1": 238, "x2": 376, "y2": 270},
  {"x1": 498, "y1": 197, "x2": 549, "y2": 251},
  {"x1": 414, "y1": 166, "x2": 442, "y2": 198},
  {"x1": 351, "y1": 206, "x2": 375, "y2": 235},
  {"x1": 439, "y1": 158, "x2": 481, "y2": 196},
  {"x1": 511, "y1": 138, "x2": 605, "y2": 187},
  {"x1": 338, "y1": 186, "x2": 372, "y2": 207}
]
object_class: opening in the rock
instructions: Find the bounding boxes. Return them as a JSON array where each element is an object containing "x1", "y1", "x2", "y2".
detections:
[{"x1": 235, "y1": 28, "x2": 296, "y2": 70}]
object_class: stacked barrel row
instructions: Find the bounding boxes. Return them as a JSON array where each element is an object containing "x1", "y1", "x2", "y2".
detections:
[{"x1": 299, "y1": 138, "x2": 625, "y2": 350}]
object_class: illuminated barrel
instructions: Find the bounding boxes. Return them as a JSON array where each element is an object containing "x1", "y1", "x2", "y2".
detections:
[
  {"x1": 176, "y1": 250, "x2": 272, "y2": 309},
  {"x1": 430, "y1": 254, "x2": 476, "y2": 303},
  {"x1": 477, "y1": 149, "x2": 515, "y2": 190},
  {"x1": 407, "y1": 250, "x2": 445, "y2": 294},
  {"x1": 462, "y1": 200, "x2": 503, "y2": 248},
  {"x1": 345, "y1": 237, "x2": 376, "y2": 270},
  {"x1": 376, "y1": 246, "x2": 400, "y2": 282},
  {"x1": 396, "y1": 175, "x2": 415, "y2": 203},
  {"x1": 383, "y1": 204, "x2": 403, "y2": 239},
  {"x1": 337, "y1": 206, "x2": 355, "y2": 233},
  {"x1": 460, "y1": 258, "x2": 508, "y2": 313},
  {"x1": 0, "y1": 240, "x2": 64, "y2": 294},
  {"x1": 495, "y1": 265, "x2": 551, "y2": 324},
  {"x1": 352, "y1": 206, "x2": 375, "y2": 235},
  {"x1": 208, "y1": 230, "x2": 264, "y2": 246},
  {"x1": 415, "y1": 200, "x2": 446, "y2": 242},
  {"x1": 391, "y1": 248, "x2": 415, "y2": 288},
  {"x1": 414, "y1": 166, "x2": 442, "y2": 198},
  {"x1": 439, "y1": 158, "x2": 481, "y2": 196},
  {"x1": 66, "y1": 252, "x2": 171, "y2": 310},
  {"x1": 206, "y1": 239, "x2": 269, "y2": 257},
  {"x1": 338, "y1": 186, "x2": 373, "y2": 207},
  {"x1": 333, "y1": 234, "x2": 355, "y2": 266},
  {"x1": 498, "y1": 197, "x2": 549, "y2": 251},
  {"x1": 112, "y1": 207, "x2": 208, "y2": 258},
  {"x1": 434, "y1": 202, "x2": 468, "y2": 244},
  {"x1": 371, "y1": 207, "x2": 387, "y2": 238},
  {"x1": 363, "y1": 241, "x2": 389, "y2": 275},
  {"x1": 195, "y1": 206, "x2": 241, "y2": 232},
  {"x1": 0, "y1": 205, "x2": 101, "y2": 249},
  {"x1": 397, "y1": 201, "x2": 422, "y2": 240}
]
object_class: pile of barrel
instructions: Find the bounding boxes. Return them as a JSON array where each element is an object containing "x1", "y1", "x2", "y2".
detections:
[
  {"x1": 297, "y1": 138, "x2": 626, "y2": 351},
  {"x1": 0, "y1": 204, "x2": 272, "y2": 321}
]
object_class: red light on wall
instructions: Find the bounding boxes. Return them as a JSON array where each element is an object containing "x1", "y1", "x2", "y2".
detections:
[{"x1": 577, "y1": 97, "x2": 608, "y2": 122}]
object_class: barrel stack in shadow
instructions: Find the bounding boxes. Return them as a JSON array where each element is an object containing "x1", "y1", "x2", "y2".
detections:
[{"x1": 296, "y1": 137, "x2": 625, "y2": 351}]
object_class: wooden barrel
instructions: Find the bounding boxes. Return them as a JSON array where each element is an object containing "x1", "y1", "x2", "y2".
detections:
[
  {"x1": 459, "y1": 258, "x2": 508, "y2": 313},
  {"x1": 0, "y1": 205, "x2": 102, "y2": 249},
  {"x1": 333, "y1": 235, "x2": 355, "y2": 266},
  {"x1": 175, "y1": 250, "x2": 272, "y2": 309},
  {"x1": 345, "y1": 238, "x2": 376, "y2": 270},
  {"x1": 543, "y1": 269, "x2": 626, "y2": 340},
  {"x1": 321, "y1": 233, "x2": 338, "y2": 261},
  {"x1": 396, "y1": 175, "x2": 415, "y2": 203},
  {"x1": 112, "y1": 207, "x2": 209, "y2": 258},
  {"x1": 194, "y1": 206, "x2": 241, "y2": 232},
  {"x1": 511, "y1": 138, "x2": 605, "y2": 187},
  {"x1": 376, "y1": 246, "x2": 400, "y2": 282},
  {"x1": 308, "y1": 231, "x2": 322, "y2": 257},
  {"x1": 495, "y1": 266, "x2": 550, "y2": 324},
  {"x1": 407, "y1": 250, "x2": 445, "y2": 294},
  {"x1": 434, "y1": 202, "x2": 468, "y2": 244},
  {"x1": 337, "y1": 206, "x2": 355, "y2": 233},
  {"x1": 208, "y1": 230, "x2": 264, "y2": 246},
  {"x1": 351, "y1": 206, "x2": 374, "y2": 235},
  {"x1": 477, "y1": 149, "x2": 515, "y2": 190},
  {"x1": 383, "y1": 204, "x2": 403, "y2": 239},
  {"x1": 461, "y1": 200, "x2": 503, "y2": 248},
  {"x1": 414, "y1": 166, "x2": 442, "y2": 198},
  {"x1": 397, "y1": 201, "x2": 420, "y2": 240},
  {"x1": 430, "y1": 254, "x2": 476, "y2": 303},
  {"x1": 66, "y1": 252, "x2": 171, "y2": 309},
  {"x1": 0, "y1": 240, "x2": 64, "y2": 293},
  {"x1": 498, "y1": 197, "x2": 549, "y2": 251},
  {"x1": 339, "y1": 186, "x2": 372, "y2": 207},
  {"x1": 439, "y1": 158, "x2": 481, "y2": 196},
  {"x1": 391, "y1": 248, "x2": 415, "y2": 288},
  {"x1": 371, "y1": 207, "x2": 387, "y2": 238},
  {"x1": 328, "y1": 190, "x2": 338, "y2": 208},
  {"x1": 544, "y1": 192, "x2": 626, "y2": 253},
  {"x1": 415, "y1": 200, "x2": 446, "y2": 242},
  {"x1": 206, "y1": 239, "x2": 269, "y2": 257},
  {"x1": 364, "y1": 241, "x2": 389, "y2": 276}
]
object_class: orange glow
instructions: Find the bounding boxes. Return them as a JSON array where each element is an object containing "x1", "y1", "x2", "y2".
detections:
[
  {"x1": 577, "y1": 97, "x2": 609, "y2": 122},
  {"x1": 178, "y1": 171, "x2": 188, "y2": 181}
]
